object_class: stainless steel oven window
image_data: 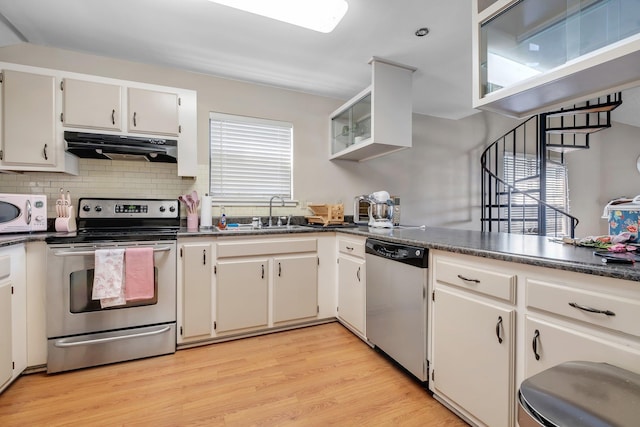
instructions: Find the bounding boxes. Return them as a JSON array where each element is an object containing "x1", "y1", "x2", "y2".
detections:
[{"x1": 69, "y1": 268, "x2": 159, "y2": 313}]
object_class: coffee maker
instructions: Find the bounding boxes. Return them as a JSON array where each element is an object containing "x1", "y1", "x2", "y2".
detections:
[{"x1": 353, "y1": 191, "x2": 395, "y2": 228}]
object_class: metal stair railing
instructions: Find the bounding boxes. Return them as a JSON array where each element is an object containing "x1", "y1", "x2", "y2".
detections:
[{"x1": 481, "y1": 115, "x2": 579, "y2": 238}]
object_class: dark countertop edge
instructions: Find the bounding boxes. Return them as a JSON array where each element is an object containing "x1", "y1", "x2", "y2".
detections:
[{"x1": 0, "y1": 232, "x2": 49, "y2": 247}]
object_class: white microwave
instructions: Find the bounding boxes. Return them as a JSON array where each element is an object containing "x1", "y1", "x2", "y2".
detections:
[{"x1": 0, "y1": 193, "x2": 47, "y2": 233}]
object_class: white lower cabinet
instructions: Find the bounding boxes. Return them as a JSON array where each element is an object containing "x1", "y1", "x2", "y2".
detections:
[
  {"x1": 432, "y1": 287, "x2": 515, "y2": 427},
  {"x1": 0, "y1": 244, "x2": 26, "y2": 394},
  {"x1": 523, "y1": 272, "x2": 640, "y2": 379},
  {"x1": 179, "y1": 241, "x2": 213, "y2": 340},
  {"x1": 430, "y1": 249, "x2": 640, "y2": 427},
  {"x1": 524, "y1": 316, "x2": 640, "y2": 378},
  {"x1": 336, "y1": 235, "x2": 366, "y2": 338},
  {"x1": 0, "y1": 274, "x2": 12, "y2": 389},
  {"x1": 273, "y1": 254, "x2": 318, "y2": 323},
  {"x1": 178, "y1": 235, "x2": 322, "y2": 346},
  {"x1": 215, "y1": 258, "x2": 269, "y2": 333},
  {"x1": 430, "y1": 251, "x2": 517, "y2": 427}
]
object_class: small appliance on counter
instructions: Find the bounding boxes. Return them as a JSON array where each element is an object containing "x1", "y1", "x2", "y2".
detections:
[
  {"x1": 353, "y1": 191, "x2": 395, "y2": 228},
  {"x1": 0, "y1": 193, "x2": 47, "y2": 233}
]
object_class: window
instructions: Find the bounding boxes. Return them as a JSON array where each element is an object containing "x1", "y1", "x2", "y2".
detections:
[
  {"x1": 503, "y1": 153, "x2": 569, "y2": 236},
  {"x1": 210, "y1": 113, "x2": 293, "y2": 204}
]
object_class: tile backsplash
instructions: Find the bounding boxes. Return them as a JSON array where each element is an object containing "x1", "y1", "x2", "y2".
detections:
[{"x1": 0, "y1": 159, "x2": 305, "y2": 220}]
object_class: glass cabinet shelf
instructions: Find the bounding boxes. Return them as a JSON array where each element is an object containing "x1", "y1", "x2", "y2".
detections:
[
  {"x1": 331, "y1": 91, "x2": 372, "y2": 155},
  {"x1": 329, "y1": 57, "x2": 415, "y2": 162},
  {"x1": 473, "y1": 0, "x2": 640, "y2": 117}
]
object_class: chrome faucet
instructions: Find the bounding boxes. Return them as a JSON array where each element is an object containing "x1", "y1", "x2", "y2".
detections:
[{"x1": 268, "y1": 195, "x2": 284, "y2": 226}]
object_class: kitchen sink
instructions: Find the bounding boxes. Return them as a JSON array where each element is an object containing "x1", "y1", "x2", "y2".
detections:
[{"x1": 215, "y1": 224, "x2": 311, "y2": 232}]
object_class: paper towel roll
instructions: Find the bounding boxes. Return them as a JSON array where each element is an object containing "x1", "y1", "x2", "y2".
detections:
[{"x1": 200, "y1": 195, "x2": 213, "y2": 228}]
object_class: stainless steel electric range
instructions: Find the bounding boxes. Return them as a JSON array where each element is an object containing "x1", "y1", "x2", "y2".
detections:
[{"x1": 45, "y1": 198, "x2": 180, "y2": 373}]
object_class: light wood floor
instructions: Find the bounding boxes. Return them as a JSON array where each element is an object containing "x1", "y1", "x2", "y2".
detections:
[{"x1": 0, "y1": 322, "x2": 466, "y2": 426}]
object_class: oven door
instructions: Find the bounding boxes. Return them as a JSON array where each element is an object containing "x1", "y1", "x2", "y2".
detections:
[{"x1": 46, "y1": 240, "x2": 177, "y2": 338}]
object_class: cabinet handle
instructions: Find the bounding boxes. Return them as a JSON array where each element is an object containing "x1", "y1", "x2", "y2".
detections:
[
  {"x1": 357, "y1": 266, "x2": 361, "y2": 282},
  {"x1": 346, "y1": 246, "x2": 354, "y2": 251},
  {"x1": 111, "y1": 109, "x2": 116, "y2": 125},
  {"x1": 261, "y1": 264, "x2": 264, "y2": 279},
  {"x1": 495, "y1": 316, "x2": 503, "y2": 344},
  {"x1": 202, "y1": 249, "x2": 206, "y2": 265},
  {"x1": 43, "y1": 144, "x2": 48, "y2": 160},
  {"x1": 568, "y1": 302, "x2": 615, "y2": 316},
  {"x1": 278, "y1": 262, "x2": 281, "y2": 277},
  {"x1": 532, "y1": 329, "x2": 540, "y2": 360},
  {"x1": 457, "y1": 274, "x2": 480, "y2": 284},
  {"x1": 133, "y1": 111, "x2": 137, "y2": 127}
]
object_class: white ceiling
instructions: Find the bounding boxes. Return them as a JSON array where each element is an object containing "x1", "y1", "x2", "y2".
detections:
[
  {"x1": 0, "y1": 0, "x2": 477, "y2": 120},
  {"x1": 0, "y1": 0, "x2": 638, "y2": 126}
]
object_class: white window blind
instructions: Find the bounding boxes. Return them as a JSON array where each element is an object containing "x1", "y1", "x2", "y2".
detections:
[
  {"x1": 210, "y1": 113, "x2": 292, "y2": 203},
  {"x1": 503, "y1": 153, "x2": 569, "y2": 236}
]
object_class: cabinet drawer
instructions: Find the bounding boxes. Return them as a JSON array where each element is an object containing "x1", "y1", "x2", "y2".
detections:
[
  {"x1": 526, "y1": 278, "x2": 640, "y2": 338},
  {"x1": 434, "y1": 258, "x2": 516, "y2": 303},
  {"x1": 217, "y1": 238, "x2": 316, "y2": 258},
  {"x1": 338, "y1": 238, "x2": 365, "y2": 258}
]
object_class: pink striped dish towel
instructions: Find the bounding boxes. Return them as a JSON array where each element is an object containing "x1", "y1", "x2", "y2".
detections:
[
  {"x1": 92, "y1": 248, "x2": 126, "y2": 308},
  {"x1": 124, "y1": 247, "x2": 154, "y2": 301}
]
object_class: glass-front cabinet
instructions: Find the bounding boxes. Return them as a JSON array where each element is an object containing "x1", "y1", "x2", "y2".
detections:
[
  {"x1": 330, "y1": 58, "x2": 415, "y2": 162},
  {"x1": 331, "y1": 91, "x2": 371, "y2": 155},
  {"x1": 473, "y1": 0, "x2": 640, "y2": 117}
]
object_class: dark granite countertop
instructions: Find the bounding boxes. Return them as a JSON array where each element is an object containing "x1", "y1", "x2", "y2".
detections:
[{"x1": 336, "y1": 226, "x2": 640, "y2": 282}]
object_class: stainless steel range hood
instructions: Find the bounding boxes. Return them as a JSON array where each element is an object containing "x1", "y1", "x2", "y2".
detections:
[{"x1": 64, "y1": 131, "x2": 177, "y2": 163}]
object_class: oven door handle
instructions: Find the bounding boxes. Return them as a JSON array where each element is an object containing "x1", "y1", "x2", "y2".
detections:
[
  {"x1": 52, "y1": 246, "x2": 173, "y2": 257},
  {"x1": 52, "y1": 325, "x2": 172, "y2": 348}
]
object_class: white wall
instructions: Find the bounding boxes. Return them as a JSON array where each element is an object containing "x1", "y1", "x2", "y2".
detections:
[
  {"x1": 0, "y1": 43, "x2": 526, "y2": 229},
  {"x1": 568, "y1": 120, "x2": 640, "y2": 236}
]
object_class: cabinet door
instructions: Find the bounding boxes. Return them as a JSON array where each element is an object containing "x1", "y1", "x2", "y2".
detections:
[
  {"x1": 181, "y1": 243, "x2": 212, "y2": 339},
  {"x1": 433, "y1": 287, "x2": 515, "y2": 427},
  {"x1": 62, "y1": 78, "x2": 122, "y2": 131},
  {"x1": 337, "y1": 255, "x2": 366, "y2": 335},
  {"x1": 0, "y1": 278, "x2": 12, "y2": 388},
  {"x1": 2, "y1": 70, "x2": 56, "y2": 166},
  {"x1": 273, "y1": 254, "x2": 318, "y2": 323},
  {"x1": 525, "y1": 315, "x2": 640, "y2": 378},
  {"x1": 128, "y1": 87, "x2": 179, "y2": 136},
  {"x1": 216, "y1": 259, "x2": 268, "y2": 333}
]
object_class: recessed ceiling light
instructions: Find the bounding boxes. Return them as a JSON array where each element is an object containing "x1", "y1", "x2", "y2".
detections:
[
  {"x1": 208, "y1": 0, "x2": 349, "y2": 33},
  {"x1": 415, "y1": 27, "x2": 429, "y2": 37}
]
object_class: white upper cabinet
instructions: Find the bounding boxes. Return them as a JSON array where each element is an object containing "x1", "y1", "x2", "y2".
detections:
[
  {"x1": 1, "y1": 70, "x2": 57, "y2": 168},
  {"x1": 62, "y1": 78, "x2": 122, "y2": 131},
  {"x1": 128, "y1": 88, "x2": 180, "y2": 137},
  {"x1": 330, "y1": 57, "x2": 416, "y2": 161},
  {"x1": 473, "y1": 0, "x2": 640, "y2": 117},
  {"x1": 0, "y1": 61, "x2": 197, "y2": 176}
]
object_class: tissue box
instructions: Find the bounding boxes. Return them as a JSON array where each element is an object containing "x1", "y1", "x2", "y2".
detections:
[{"x1": 606, "y1": 200, "x2": 640, "y2": 242}]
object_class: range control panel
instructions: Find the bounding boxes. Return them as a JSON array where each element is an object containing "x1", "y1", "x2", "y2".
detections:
[{"x1": 78, "y1": 198, "x2": 179, "y2": 219}]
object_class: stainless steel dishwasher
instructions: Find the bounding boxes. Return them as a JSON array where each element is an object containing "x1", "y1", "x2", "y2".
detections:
[{"x1": 365, "y1": 238, "x2": 428, "y2": 382}]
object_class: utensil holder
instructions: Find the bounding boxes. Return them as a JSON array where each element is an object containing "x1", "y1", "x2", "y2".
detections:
[
  {"x1": 55, "y1": 206, "x2": 77, "y2": 232},
  {"x1": 187, "y1": 213, "x2": 198, "y2": 231}
]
